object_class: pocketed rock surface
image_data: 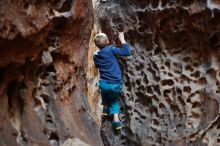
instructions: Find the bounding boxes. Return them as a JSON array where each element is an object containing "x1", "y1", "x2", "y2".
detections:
[
  {"x1": 1, "y1": 0, "x2": 220, "y2": 146},
  {"x1": 96, "y1": 0, "x2": 220, "y2": 145},
  {"x1": 0, "y1": 0, "x2": 103, "y2": 146}
]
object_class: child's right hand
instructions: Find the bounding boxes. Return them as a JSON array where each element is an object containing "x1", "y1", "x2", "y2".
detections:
[{"x1": 118, "y1": 32, "x2": 126, "y2": 44}]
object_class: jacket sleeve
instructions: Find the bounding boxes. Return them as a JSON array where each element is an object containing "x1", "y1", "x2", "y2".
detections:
[{"x1": 111, "y1": 43, "x2": 132, "y2": 56}]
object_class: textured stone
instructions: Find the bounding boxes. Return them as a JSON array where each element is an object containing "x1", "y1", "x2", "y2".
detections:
[
  {"x1": 0, "y1": 0, "x2": 103, "y2": 146},
  {"x1": 60, "y1": 138, "x2": 91, "y2": 146},
  {"x1": 95, "y1": 0, "x2": 220, "y2": 145},
  {"x1": 2, "y1": 0, "x2": 220, "y2": 146},
  {"x1": 41, "y1": 51, "x2": 53, "y2": 66}
]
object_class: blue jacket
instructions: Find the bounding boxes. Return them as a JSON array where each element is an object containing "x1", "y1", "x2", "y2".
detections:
[{"x1": 93, "y1": 43, "x2": 131, "y2": 84}]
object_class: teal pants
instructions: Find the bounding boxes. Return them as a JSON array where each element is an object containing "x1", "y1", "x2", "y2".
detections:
[{"x1": 99, "y1": 80, "x2": 123, "y2": 115}]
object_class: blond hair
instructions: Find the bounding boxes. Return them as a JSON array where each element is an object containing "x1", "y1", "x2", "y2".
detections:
[{"x1": 94, "y1": 33, "x2": 108, "y2": 48}]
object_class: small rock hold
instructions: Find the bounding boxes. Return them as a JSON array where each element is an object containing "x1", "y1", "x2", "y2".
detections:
[
  {"x1": 60, "y1": 138, "x2": 91, "y2": 146},
  {"x1": 41, "y1": 51, "x2": 53, "y2": 66}
]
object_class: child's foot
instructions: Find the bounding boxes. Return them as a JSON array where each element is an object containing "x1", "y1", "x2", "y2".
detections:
[
  {"x1": 102, "y1": 107, "x2": 109, "y2": 116},
  {"x1": 101, "y1": 107, "x2": 109, "y2": 122},
  {"x1": 112, "y1": 121, "x2": 122, "y2": 130}
]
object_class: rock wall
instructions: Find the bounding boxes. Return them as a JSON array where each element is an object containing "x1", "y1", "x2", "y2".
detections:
[
  {"x1": 96, "y1": 0, "x2": 220, "y2": 145},
  {"x1": 2, "y1": 0, "x2": 220, "y2": 145},
  {"x1": 0, "y1": 0, "x2": 103, "y2": 146}
]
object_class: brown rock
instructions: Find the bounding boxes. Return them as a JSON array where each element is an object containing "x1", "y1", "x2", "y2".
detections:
[{"x1": 0, "y1": 0, "x2": 103, "y2": 146}]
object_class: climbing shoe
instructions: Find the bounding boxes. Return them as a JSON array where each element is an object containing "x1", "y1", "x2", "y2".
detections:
[{"x1": 112, "y1": 121, "x2": 122, "y2": 130}]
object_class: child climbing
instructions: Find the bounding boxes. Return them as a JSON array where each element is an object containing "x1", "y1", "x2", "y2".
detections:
[{"x1": 93, "y1": 32, "x2": 131, "y2": 130}]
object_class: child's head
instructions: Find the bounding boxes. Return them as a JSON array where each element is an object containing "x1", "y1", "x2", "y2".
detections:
[{"x1": 94, "y1": 33, "x2": 109, "y2": 49}]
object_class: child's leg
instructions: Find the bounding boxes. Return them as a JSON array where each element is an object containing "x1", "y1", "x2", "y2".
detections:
[
  {"x1": 108, "y1": 92, "x2": 120, "y2": 121},
  {"x1": 101, "y1": 91, "x2": 110, "y2": 115},
  {"x1": 102, "y1": 105, "x2": 109, "y2": 116},
  {"x1": 109, "y1": 93, "x2": 122, "y2": 129},
  {"x1": 113, "y1": 113, "x2": 119, "y2": 122}
]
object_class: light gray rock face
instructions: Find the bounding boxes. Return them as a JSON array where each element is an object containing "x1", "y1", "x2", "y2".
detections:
[
  {"x1": 96, "y1": 0, "x2": 220, "y2": 145},
  {"x1": 60, "y1": 138, "x2": 91, "y2": 146}
]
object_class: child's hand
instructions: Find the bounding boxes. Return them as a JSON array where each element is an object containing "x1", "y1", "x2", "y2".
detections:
[{"x1": 118, "y1": 32, "x2": 126, "y2": 44}]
